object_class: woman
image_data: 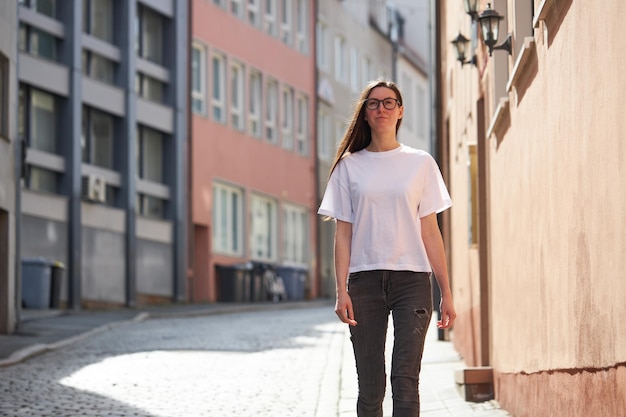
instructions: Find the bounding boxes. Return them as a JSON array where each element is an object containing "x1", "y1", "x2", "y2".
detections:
[{"x1": 318, "y1": 79, "x2": 456, "y2": 417}]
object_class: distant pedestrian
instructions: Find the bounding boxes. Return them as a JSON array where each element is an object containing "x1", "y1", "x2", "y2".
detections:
[{"x1": 318, "y1": 79, "x2": 456, "y2": 417}]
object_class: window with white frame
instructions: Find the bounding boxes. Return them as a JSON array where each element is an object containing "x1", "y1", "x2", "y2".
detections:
[
  {"x1": 316, "y1": 21, "x2": 328, "y2": 71},
  {"x1": 250, "y1": 194, "x2": 277, "y2": 261},
  {"x1": 264, "y1": 0, "x2": 277, "y2": 37},
  {"x1": 247, "y1": 0, "x2": 260, "y2": 27},
  {"x1": 295, "y1": 0, "x2": 308, "y2": 54},
  {"x1": 416, "y1": 84, "x2": 426, "y2": 139},
  {"x1": 211, "y1": 53, "x2": 226, "y2": 123},
  {"x1": 335, "y1": 120, "x2": 345, "y2": 153},
  {"x1": 30, "y1": 89, "x2": 57, "y2": 153},
  {"x1": 296, "y1": 94, "x2": 308, "y2": 156},
  {"x1": 280, "y1": 0, "x2": 292, "y2": 46},
  {"x1": 334, "y1": 35, "x2": 347, "y2": 83},
  {"x1": 281, "y1": 86, "x2": 294, "y2": 150},
  {"x1": 230, "y1": 61, "x2": 244, "y2": 131},
  {"x1": 191, "y1": 42, "x2": 207, "y2": 115},
  {"x1": 350, "y1": 47, "x2": 359, "y2": 93},
  {"x1": 361, "y1": 56, "x2": 373, "y2": 85},
  {"x1": 265, "y1": 78, "x2": 278, "y2": 143},
  {"x1": 230, "y1": 0, "x2": 243, "y2": 18},
  {"x1": 213, "y1": 182, "x2": 244, "y2": 256},
  {"x1": 248, "y1": 70, "x2": 262, "y2": 137},
  {"x1": 401, "y1": 74, "x2": 413, "y2": 131},
  {"x1": 282, "y1": 203, "x2": 308, "y2": 265},
  {"x1": 317, "y1": 110, "x2": 331, "y2": 161}
]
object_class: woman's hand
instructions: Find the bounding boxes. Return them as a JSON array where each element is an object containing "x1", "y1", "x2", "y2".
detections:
[
  {"x1": 335, "y1": 291, "x2": 358, "y2": 326},
  {"x1": 437, "y1": 296, "x2": 456, "y2": 329}
]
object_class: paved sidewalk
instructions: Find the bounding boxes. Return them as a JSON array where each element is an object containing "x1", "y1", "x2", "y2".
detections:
[{"x1": 0, "y1": 301, "x2": 511, "y2": 417}]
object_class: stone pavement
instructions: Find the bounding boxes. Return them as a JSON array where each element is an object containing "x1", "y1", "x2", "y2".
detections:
[{"x1": 0, "y1": 301, "x2": 512, "y2": 416}]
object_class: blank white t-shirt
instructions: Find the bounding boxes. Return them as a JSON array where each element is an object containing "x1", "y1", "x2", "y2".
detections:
[{"x1": 318, "y1": 144, "x2": 452, "y2": 273}]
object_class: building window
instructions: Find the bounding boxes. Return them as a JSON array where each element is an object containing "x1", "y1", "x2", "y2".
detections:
[
  {"x1": 264, "y1": 0, "x2": 277, "y2": 37},
  {"x1": 295, "y1": 94, "x2": 308, "y2": 156},
  {"x1": 211, "y1": 53, "x2": 226, "y2": 123},
  {"x1": 361, "y1": 56, "x2": 373, "y2": 85},
  {"x1": 315, "y1": 22, "x2": 328, "y2": 71},
  {"x1": 317, "y1": 110, "x2": 330, "y2": 161},
  {"x1": 83, "y1": 0, "x2": 113, "y2": 43},
  {"x1": 82, "y1": 106, "x2": 114, "y2": 169},
  {"x1": 248, "y1": 0, "x2": 260, "y2": 27},
  {"x1": 295, "y1": 0, "x2": 308, "y2": 54},
  {"x1": 191, "y1": 42, "x2": 207, "y2": 115},
  {"x1": 82, "y1": 50, "x2": 115, "y2": 84},
  {"x1": 19, "y1": 24, "x2": 57, "y2": 62},
  {"x1": 250, "y1": 194, "x2": 277, "y2": 261},
  {"x1": 248, "y1": 70, "x2": 262, "y2": 137},
  {"x1": 20, "y1": 86, "x2": 59, "y2": 193},
  {"x1": 281, "y1": 86, "x2": 294, "y2": 150},
  {"x1": 280, "y1": 0, "x2": 292, "y2": 46},
  {"x1": 137, "y1": 4, "x2": 164, "y2": 65},
  {"x1": 230, "y1": 62, "x2": 244, "y2": 131},
  {"x1": 213, "y1": 0, "x2": 225, "y2": 7},
  {"x1": 19, "y1": 0, "x2": 56, "y2": 18},
  {"x1": 334, "y1": 36, "x2": 347, "y2": 83},
  {"x1": 417, "y1": 84, "x2": 426, "y2": 140},
  {"x1": 265, "y1": 78, "x2": 278, "y2": 143},
  {"x1": 350, "y1": 47, "x2": 359, "y2": 93},
  {"x1": 137, "y1": 126, "x2": 165, "y2": 218},
  {"x1": 29, "y1": 89, "x2": 57, "y2": 153},
  {"x1": 0, "y1": 54, "x2": 7, "y2": 139},
  {"x1": 213, "y1": 182, "x2": 243, "y2": 256},
  {"x1": 282, "y1": 203, "x2": 308, "y2": 265},
  {"x1": 136, "y1": 73, "x2": 164, "y2": 103},
  {"x1": 231, "y1": 0, "x2": 243, "y2": 18}
]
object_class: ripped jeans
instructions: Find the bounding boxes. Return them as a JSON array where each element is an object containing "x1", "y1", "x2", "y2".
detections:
[{"x1": 348, "y1": 270, "x2": 433, "y2": 417}]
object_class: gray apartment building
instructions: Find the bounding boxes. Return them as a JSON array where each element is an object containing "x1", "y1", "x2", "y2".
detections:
[
  {"x1": 1, "y1": 1, "x2": 19, "y2": 334},
  {"x1": 0, "y1": 0, "x2": 188, "y2": 329}
]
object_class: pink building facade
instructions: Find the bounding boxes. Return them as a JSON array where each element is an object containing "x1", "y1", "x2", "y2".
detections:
[{"x1": 190, "y1": 0, "x2": 318, "y2": 302}]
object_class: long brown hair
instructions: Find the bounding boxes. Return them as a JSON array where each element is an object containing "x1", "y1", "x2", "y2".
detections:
[{"x1": 328, "y1": 79, "x2": 404, "y2": 178}]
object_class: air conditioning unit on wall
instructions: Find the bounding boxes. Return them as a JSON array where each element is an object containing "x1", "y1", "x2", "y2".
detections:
[{"x1": 81, "y1": 174, "x2": 107, "y2": 203}]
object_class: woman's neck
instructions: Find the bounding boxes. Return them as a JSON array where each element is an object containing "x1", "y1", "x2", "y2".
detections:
[{"x1": 367, "y1": 135, "x2": 400, "y2": 152}]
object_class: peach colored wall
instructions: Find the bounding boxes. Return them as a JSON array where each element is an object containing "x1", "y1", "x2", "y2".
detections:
[
  {"x1": 191, "y1": 1, "x2": 317, "y2": 302},
  {"x1": 488, "y1": 0, "x2": 626, "y2": 376},
  {"x1": 442, "y1": 0, "x2": 626, "y2": 415}
]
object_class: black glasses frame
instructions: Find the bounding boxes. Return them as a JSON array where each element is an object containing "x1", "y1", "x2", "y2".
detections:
[{"x1": 364, "y1": 97, "x2": 401, "y2": 111}]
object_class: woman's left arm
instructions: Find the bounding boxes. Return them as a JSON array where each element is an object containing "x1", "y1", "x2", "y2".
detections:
[{"x1": 420, "y1": 212, "x2": 457, "y2": 329}]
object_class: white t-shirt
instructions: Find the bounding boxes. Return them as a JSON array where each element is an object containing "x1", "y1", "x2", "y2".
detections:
[{"x1": 318, "y1": 144, "x2": 452, "y2": 273}]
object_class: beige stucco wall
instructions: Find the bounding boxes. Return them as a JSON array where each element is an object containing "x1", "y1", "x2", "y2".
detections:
[
  {"x1": 442, "y1": 1, "x2": 626, "y2": 414},
  {"x1": 488, "y1": 0, "x2": 626, "y2": 374}
]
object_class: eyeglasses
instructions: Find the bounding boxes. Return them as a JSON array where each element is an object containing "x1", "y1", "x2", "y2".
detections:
[{"x1": 364, "y1": 97, "x2": 401, "y2": 111}]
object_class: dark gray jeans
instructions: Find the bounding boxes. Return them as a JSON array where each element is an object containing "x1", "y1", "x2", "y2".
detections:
[{"x1": 348, "y1": 270, "x2": 433, "y2": 417}]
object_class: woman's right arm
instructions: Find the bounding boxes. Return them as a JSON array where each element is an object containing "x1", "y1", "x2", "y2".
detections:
[{"x1": 334, "y1": 220, "x2": 357, "y2": 326}]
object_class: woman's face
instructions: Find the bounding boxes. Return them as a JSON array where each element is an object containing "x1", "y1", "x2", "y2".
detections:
[{"x1": 364, "y1": 86, "x2": 403, "y2": 133}]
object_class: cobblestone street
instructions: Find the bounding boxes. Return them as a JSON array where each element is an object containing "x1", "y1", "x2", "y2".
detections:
[{"x1": 0, "y1": 306, "x2": 350, "y2": 416}]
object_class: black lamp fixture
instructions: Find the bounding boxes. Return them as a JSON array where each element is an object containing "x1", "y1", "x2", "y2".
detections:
[
  {"x1": 463, "y1": 0, "x2": 479, "y2": 20},
  {"x1": 477, "y1": 3, "x2": 512, "y2": 56},
  {"x1": 451, "y1": 32, "x2": 476, "y2": 67}
]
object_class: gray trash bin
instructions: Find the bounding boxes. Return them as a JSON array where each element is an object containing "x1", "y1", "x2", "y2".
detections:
[
  {"x1": 50, "y1": 261, "x2": 65, "y2": 309},
  {"x1": 22, "y1": 257, "x2": 53, "y2": 309}
]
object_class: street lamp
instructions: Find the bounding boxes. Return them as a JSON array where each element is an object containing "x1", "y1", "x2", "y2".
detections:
[
  {"x1": 477, "y1": 3, "x2": 512, "y2": 56},
  {"x1": 463, "y1": 0, "x2": 479, "y2": 20},
  {"x1": 451, "y1": 32, "x2": 476, "y2": 67}
]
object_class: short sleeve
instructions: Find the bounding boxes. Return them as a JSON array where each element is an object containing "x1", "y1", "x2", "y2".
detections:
[
  {"x1": 317, "y1": 160, "x2": 353, "y2": 223},
  {"x1": 418, "y1": 155, "x2": 452, "y2": 218}
]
